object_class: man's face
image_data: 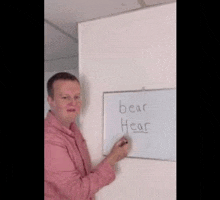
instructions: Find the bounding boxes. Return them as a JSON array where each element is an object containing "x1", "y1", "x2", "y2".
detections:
[{"x1": 48, "y1": 80, "x2": 82, "y2": 124}]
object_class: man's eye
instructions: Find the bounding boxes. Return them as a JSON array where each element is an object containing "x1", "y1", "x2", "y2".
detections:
[
  {"x1": 62, "y1": 97, "x2": 67, "y2": 99},
  {"x1": 75, "y1": 96, "x2": 81, "y2": 100}
]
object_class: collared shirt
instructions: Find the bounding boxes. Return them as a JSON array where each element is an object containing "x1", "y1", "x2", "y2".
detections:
[{"x1": 44, "y1": 111, "x2": 115, "y2": 200}]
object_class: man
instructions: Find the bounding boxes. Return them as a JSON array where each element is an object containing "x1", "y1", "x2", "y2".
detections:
[{"x1": 44, "y1": 72, "x2": 129, "y2": 200}]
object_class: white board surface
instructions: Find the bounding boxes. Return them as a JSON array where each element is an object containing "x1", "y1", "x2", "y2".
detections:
[{"x1": 103, "y1": 88, "x2": 176, "y2": 161}]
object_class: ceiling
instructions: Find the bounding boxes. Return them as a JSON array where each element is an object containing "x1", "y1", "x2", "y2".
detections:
[{"x1": 44, "y1": 0, "x2": 176, "y2": 62}]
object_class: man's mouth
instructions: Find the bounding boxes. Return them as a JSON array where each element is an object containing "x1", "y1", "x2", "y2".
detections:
[{"x1": 67, "y1": 109, "x2": 76, "y2": 112}]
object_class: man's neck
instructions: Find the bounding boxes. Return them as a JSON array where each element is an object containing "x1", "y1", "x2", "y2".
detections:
[{"x1": 61, "y1": 120, "x2": 72, "y2": 129}]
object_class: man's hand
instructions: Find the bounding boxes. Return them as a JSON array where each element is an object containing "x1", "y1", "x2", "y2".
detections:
[{"x1": 106, "y1": 137, "x2": 130, "y2": 167}]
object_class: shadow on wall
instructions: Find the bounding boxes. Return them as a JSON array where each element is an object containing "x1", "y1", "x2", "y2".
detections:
[{"x1": 78, "y1": 74, "x2": 90, "y2": 126}]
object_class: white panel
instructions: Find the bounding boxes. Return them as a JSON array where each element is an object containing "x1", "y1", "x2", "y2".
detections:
[{"x1": 78, "y1": 3, "x2": 176, "y2": 200}]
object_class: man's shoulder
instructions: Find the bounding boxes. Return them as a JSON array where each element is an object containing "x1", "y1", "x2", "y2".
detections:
[{"x1": 44, "y1": 120, "x2": 65, "y2": 146}]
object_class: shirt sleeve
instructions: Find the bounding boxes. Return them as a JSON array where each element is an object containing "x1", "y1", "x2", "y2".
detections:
[{"x1": 44, "y1": 140, "x2": 116, "y2": 200}]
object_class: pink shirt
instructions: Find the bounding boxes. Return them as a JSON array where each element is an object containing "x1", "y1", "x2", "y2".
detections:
[{"x1": 44, "y1": 111, "x2": 115, "y2": 200}]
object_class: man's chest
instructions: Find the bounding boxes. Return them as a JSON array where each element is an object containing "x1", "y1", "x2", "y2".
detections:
[{"x1": 63, "y1": 133, "x2": 92, "y2": 176}]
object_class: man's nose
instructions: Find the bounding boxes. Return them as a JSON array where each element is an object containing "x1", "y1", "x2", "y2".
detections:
[{"x1": 68, "y1": 98, "x2": 77, "y2": 106}]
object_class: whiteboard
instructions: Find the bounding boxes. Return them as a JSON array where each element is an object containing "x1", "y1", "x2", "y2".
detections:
[{"x1": 102, "y1": 88, "x2": 176, "y2": 162}]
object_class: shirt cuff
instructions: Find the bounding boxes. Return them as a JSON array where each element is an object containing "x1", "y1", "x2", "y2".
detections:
[{"x1": 95, "y1": 157, "x2": 116, "y2": 185}]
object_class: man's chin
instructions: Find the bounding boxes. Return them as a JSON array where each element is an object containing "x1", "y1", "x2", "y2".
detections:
[{"x1": 66, "y1": 113, "x2": 78, "y2": 121}]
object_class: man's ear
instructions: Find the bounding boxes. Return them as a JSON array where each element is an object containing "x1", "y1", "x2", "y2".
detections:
[{"x1": 47, "y1": 96, "x2": 54, "y2": 107}]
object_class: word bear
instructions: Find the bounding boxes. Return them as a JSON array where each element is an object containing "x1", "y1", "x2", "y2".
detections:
[{"x1": 119, "y1": 100, "x2": 147, "y2": 114}]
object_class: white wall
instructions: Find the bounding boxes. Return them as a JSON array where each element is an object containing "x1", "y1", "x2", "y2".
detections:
[{"x1": 78, "y1": 2, "x2": 176, "y2": 200}]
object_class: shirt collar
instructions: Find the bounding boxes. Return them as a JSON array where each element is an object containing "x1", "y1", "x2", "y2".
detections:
[{"x1": 45, "y1": 110, "x2": 76, "y2": 137}]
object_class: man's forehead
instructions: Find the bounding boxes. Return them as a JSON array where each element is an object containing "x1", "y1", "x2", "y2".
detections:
[{"x1": 53, "y1": 80, "x2": 80, "y2": 92}]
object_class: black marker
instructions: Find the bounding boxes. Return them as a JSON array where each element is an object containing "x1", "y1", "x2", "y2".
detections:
[{"x1": 119, "y1": 140, "x2": 128, "y2": 147}]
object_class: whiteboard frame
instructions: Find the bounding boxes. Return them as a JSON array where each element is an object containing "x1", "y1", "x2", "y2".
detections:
[{"x1": 102, "y1": 87, "x2": 176, "y2": 162}]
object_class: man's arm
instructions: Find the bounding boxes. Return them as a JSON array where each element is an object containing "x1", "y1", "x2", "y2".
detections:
[{"x1": 44, "y1": 140, "x2": 115, "y2": 200}]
